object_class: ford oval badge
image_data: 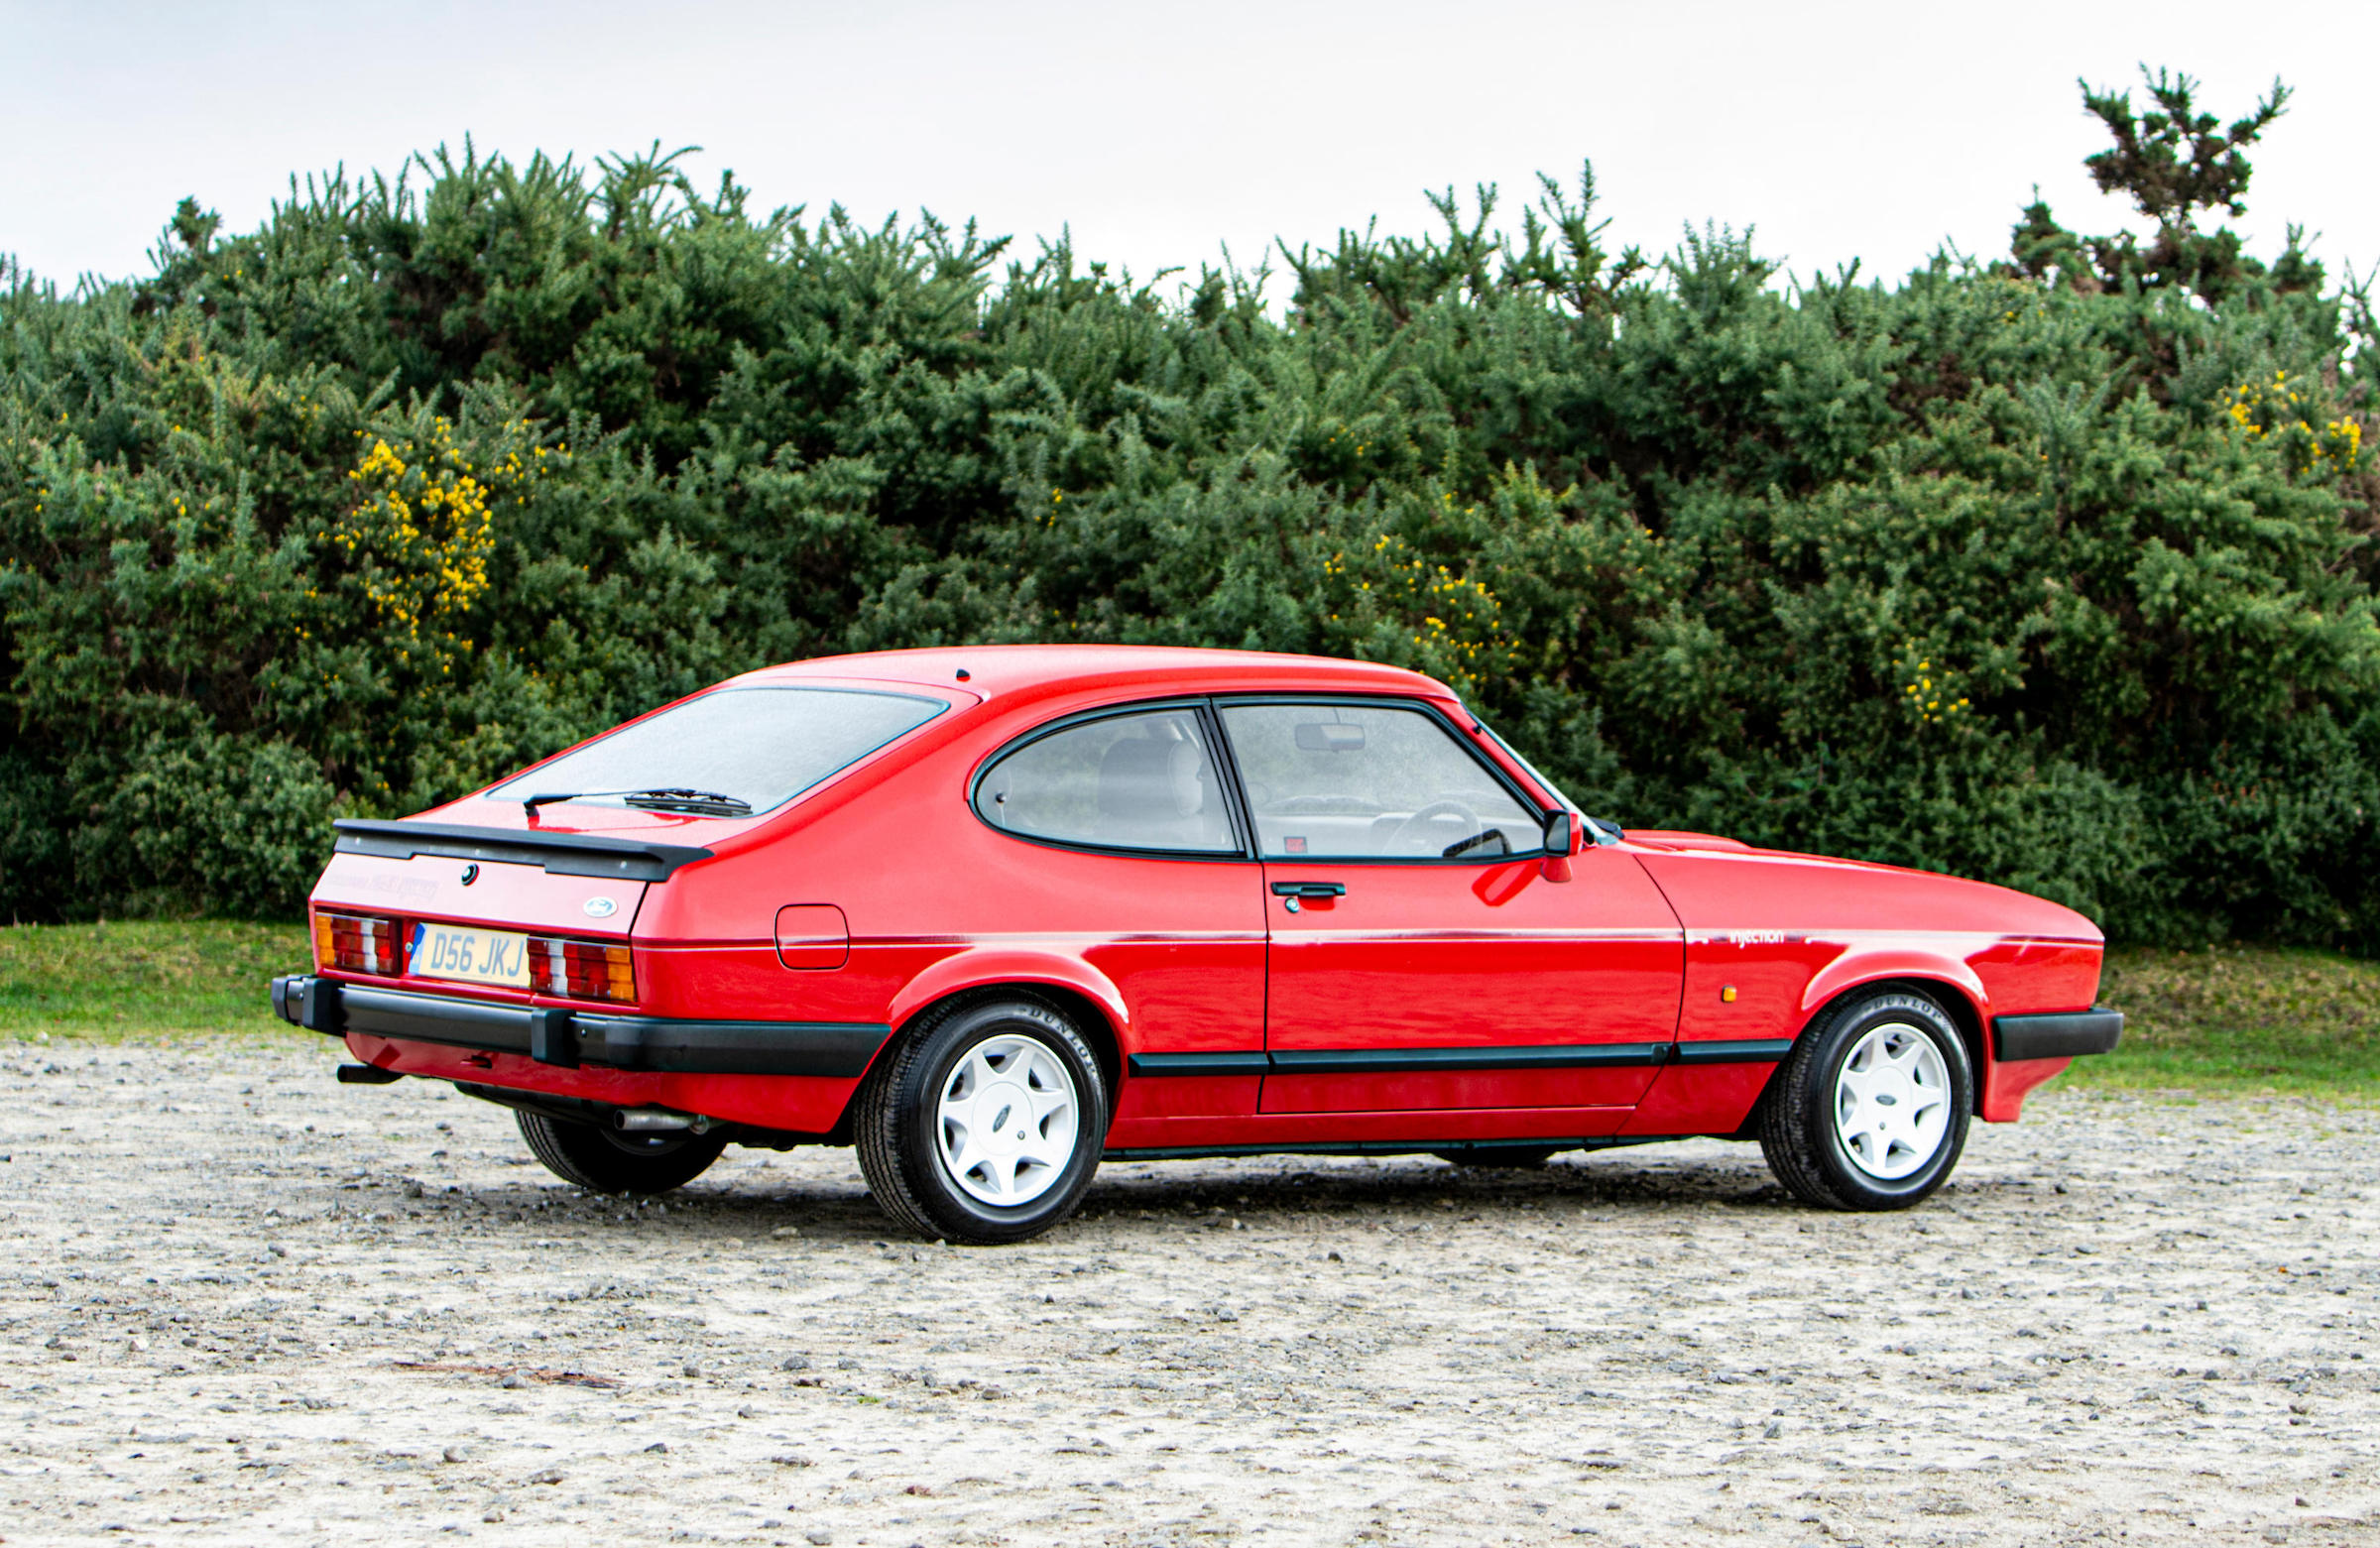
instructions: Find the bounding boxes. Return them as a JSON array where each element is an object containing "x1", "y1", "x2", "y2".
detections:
[{"x1": 583, "y1": 896, "x2": 618, "y2": 918}]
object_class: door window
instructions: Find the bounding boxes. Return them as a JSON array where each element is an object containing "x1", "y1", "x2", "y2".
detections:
[
  {"x1": 974, "y1": 708, "x2": 1238, "y2": 854},
  {"x1": 1217, "y1": 703, "x2": 1540, "y2": 860}
]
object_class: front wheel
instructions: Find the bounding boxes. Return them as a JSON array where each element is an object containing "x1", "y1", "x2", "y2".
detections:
[
  {"x1": 1758, "y1": 991, "x2": 1972, "y2": 1210},
  {"x1": 517, "y1": 1110, "x2": 727, "y2": 1195},
  {"x1": 855, "y1": 997, "x2": 1109, "y2": 1245}
]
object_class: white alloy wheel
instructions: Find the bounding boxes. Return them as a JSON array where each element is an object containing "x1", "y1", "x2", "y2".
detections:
[
  {"x1": 1831, "y1": 1021, "x2": 1952, "y2": 1180},
  {"x1": 934, "y1": 1034, "x2": 1081, "y2": 1206}
]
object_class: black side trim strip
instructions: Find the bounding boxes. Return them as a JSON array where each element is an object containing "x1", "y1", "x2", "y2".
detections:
[
  {"x1": 1671, "y1": 1038, "x2": 1796, "y2": 1065},
  {"x1": 272, "y1": 977, "x2": 892, "y2": 1078},
  {"x1": 1129, "y1": 1043, "x2": 1682, "y2": 1076},
  {"x1": 1266, "y1": 1043, "x2": 1673, "y2": 1074},
  {"x1": 1994, "y1": 1007, "x2": 2123, "y2": 1061},
  {"x1": 332, "y1": 819, "x2": 713, "y2": 882},
  {"x1": 1128, "y1": 1051, "x2": 1272, "y2": 1077}
]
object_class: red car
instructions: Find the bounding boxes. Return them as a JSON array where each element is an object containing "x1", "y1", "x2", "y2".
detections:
[{"x1": 272, "y1": 647, "x2": 2121, "y2": 1243}]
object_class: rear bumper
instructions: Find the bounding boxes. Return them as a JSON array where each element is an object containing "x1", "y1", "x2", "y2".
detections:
[
  {"x1": 270, "y1": 974, "x2": 892, "y2": 1078},
  {"x1": 1992, "y1": 1006, "x2": 2124, "y2": 1062}
]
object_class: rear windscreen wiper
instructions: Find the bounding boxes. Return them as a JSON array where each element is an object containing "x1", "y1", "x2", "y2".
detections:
[
  {"x1": 624, "y1": 789, "x2": 753, "y2": 816},
  {"x1": 523, "y1": 787, "x2": 753, "y2": 817}
]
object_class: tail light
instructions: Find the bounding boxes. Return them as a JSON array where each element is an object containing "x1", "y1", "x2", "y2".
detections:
[
  {"x1": 315, "y1": 912, "x2": 403, "y2": 976},
  {"x1": 527, "y1": 935, "x2": 636, "y2": 1004}
]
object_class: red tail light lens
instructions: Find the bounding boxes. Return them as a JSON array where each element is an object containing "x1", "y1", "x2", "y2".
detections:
[
  {"x1": 315, "y1": 912, "x2": 403, "y2": 976},
  {"x1": 527, "y1": 936, "x2": 636, "y2": 1004}
]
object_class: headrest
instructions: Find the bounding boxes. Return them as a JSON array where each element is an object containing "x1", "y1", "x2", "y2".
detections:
[{"x1": 1097, "y1": 737, "x2": 1205, "y2": 819}]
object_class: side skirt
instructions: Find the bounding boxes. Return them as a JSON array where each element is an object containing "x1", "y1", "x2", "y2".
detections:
[
  {"x1": 1102, "y1": 1134, "x2": 1693, "y2": 1162},
  {"x1": 1128, "y1": 1040, "x2": 1796, "y2": 1078}
]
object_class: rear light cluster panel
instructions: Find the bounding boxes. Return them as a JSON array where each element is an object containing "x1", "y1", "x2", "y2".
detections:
[
  {"x1": 315, "y1": 912, "x2": 401, "y2": 976},
  {"x1": 529, "y1": 937, "x2": 636, "y2": 1004},
  {"x1": 311, "y1": 910, "x2": 635, "y2": 1004}
]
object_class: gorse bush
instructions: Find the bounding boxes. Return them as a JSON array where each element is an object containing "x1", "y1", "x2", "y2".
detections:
[{"x1": 5, "y1": 69, "x2": 2377, "y2": 944}]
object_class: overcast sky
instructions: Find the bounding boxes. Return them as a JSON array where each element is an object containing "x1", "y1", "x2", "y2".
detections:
[{"x1": 5, "y1": 1, "x2": 2374, "y2": 300}]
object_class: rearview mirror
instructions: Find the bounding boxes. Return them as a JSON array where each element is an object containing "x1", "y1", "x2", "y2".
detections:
[
  {"x1": 1294, "y1": 722, "x2": 1365, "y2": 752},
  {"x1": 1542, "y1": 811, "x2": 1575, "y2": 856}
]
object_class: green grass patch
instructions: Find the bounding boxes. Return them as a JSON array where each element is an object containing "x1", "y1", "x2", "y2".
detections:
[
  {"x1": 3, "y1": 924, "x2": 2375, "y2": 1098},
  {"x1": 0, "y1": 919, "x2": 310, "y2": 1038},
  {"x1": 2073, "y1": 943, "x2": 2380, "y2": 1099}
]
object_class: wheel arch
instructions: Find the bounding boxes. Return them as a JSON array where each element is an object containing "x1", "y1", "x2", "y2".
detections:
[
  {"x1": 1729, "y1": 971, "x2": 1990, "y2": 1142},
  {"x1": 873, "y1": 955, "x2": 1128, "y2": 1113},
  {"x1": 1778, "y1": 972, "x2": 1990, "y2": 1117},
  {"x1": 937, "y1": 980, "x2": 1125, "y2": 1103}
]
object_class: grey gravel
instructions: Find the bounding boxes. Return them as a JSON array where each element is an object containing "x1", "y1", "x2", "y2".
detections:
[{"x1": 3, "y1": 1033, "x2": 2378, "y2": 1543}]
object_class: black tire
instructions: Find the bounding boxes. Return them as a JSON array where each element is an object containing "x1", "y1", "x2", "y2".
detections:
[
  {"x1": 517, "y1": 1110, "x2": 727, "y2": 1195},
  {"x1": 1757, "y1": 990, "x2": 1973, "y2": 1211},
  {"x1": 855, "y1": 996, "x2": 1109, "y2": 1246},
  {"x1": 1430, "y1": 1146, "x2": 1562, "y2": 1169}
]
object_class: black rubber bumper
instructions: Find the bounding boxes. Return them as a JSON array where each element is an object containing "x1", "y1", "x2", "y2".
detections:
[
  {"x1": 269, "y1": 974, "x2": 892, "y2": 1078},
  {"x1": 1993, "y1": 1006, "x2": 2125, "y2": 1061}
]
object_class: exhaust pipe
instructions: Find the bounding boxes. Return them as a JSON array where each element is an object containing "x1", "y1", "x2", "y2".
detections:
[{"x1": 613, "y1": 1108, "x2": 711, "y2": 1134}]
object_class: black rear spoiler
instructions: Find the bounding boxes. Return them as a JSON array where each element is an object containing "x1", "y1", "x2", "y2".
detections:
[{"x1": 331, "y1": 819, "x2": 714, "y2": 882}]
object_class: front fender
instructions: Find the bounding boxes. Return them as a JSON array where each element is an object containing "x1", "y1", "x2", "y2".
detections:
[
  {"x1": 884, "y1": 946, "x2": 1132, "y2": 1049},
  {"x1": 1797, "y1": 941, "x2": 1990, "y2": 1028}
]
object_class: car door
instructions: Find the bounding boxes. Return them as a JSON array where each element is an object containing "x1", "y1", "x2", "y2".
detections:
[
  {"x1": 1214, "y1": 698, "x2": 1683, "y2": 1115},
  {"x1": 967, "y1": 701, "x2": 1268, "y2": 1137}
]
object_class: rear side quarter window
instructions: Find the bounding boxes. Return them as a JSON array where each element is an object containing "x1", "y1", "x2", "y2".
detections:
[{"x1": 974, "y1": 708, "x2": 1239, "y2": 855}]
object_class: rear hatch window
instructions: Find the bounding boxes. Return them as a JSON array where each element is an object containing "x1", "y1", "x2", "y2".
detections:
[{"x1": 488, "y1": 686, "x2": 947, "y2": 818}]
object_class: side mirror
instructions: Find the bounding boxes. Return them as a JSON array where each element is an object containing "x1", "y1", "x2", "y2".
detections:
[{"x1": 1542, "y1": 811, "x2": 1574, "y2": 857}]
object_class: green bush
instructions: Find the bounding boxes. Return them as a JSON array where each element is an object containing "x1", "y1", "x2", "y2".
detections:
[
  {"x1": 3, "y1": 76, "x2": 2377, "y2": 944},
  {"x1": 78, "y1": 733, "x2": 336, "y2": 918}
]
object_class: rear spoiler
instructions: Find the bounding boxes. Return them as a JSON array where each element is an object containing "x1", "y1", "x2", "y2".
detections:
[{"x1": 331, "y1": 819, "x2": 713, "y2": 882}]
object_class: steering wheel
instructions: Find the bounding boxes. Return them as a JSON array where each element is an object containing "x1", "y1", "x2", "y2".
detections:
[{"x1": 1380, "y1": 798, "x2": 1482, "y2": 856}]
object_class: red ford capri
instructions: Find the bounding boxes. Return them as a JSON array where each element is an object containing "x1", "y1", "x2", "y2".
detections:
[{"x1": 272, "y1": 647, "x2": 2121, "y2": 1243}]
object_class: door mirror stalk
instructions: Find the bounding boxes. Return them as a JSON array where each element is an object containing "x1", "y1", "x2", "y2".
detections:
[{"x1": 1541, "y1": 811, "x2": 1579, "y2": 882}]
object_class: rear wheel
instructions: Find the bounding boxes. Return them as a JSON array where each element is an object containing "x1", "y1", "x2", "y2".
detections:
[
  {"x1": 517, "y1": 1110, "x2": 727, "y2": 1195},
  {"x1": 1758, "y1": 991, "x2": 1972, "y2": 1210},
  {"x1": 856, "y1": 997, "x2": 1109, "y2": 1245}
]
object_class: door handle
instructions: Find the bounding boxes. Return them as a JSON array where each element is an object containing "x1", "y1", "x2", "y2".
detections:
[{"x1": 1269, "y1": 882, "x2": 1347, "y2": 898}]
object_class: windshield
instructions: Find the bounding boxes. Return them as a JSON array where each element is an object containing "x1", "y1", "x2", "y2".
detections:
[{"x1": 490, "y1": 686, "x2": 947, "y2": 816}]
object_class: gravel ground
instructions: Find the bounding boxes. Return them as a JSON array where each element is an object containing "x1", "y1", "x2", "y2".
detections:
[{"x1": 3, "y1": 1033, "x2": 2377, "y2": 1547}]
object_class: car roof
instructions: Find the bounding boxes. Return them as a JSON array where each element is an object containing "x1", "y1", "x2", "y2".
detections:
[{"x1": 737, "y1": 645, "x2": 1455, "y2": 705}]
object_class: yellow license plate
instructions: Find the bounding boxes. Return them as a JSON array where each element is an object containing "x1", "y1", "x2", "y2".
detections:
[{"x1": 409, "y1": 922, "x2": 530, "y2": 987}]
